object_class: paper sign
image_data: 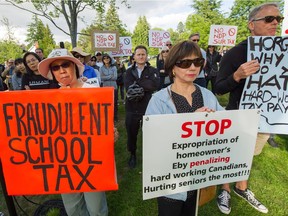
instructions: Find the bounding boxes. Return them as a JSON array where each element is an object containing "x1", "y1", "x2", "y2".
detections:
[
  {"x1": 240, "y1": 36, "x2": 288, "y2": 134},
  {"x1": 148, "y1": 30, "x2": 171, "y2": 48},
  {"x1": 91, "y1": 30, "x2": 119, "y2": 51},
  {"x1": 110, "y1": 37, "x2": 133, "y2": 57},
  {"x1": 0, "y1": 88, "x2": 118, "y2": 195},
  {"x1": 208, "y1": 25, "x2": 238, "y2": 46},
  {"x1": 143, "y1": 110, "x2": 259, "y2": 200}
]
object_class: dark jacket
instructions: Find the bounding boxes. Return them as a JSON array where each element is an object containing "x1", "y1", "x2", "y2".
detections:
[
  {"x1": 124, "y1": 62, "x2": 160, "y2": 113},
  {"x1": 205, "y1": 51, "x2": 222, "y2": 77},
  {"x1": 214, "y1": 39, "x2": 247, "y2": 110}
]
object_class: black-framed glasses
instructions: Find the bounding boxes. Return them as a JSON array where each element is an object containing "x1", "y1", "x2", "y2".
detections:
[
  {"x1": 161, "y1": 50, "x2": 169, "y2": 53},
  {"x1": 166, "y1": 43, "x2": 172, "y2": 46},
  {"x1": 253, "y1": 16, "x2": 284, "y2": 23},
  {"x1": 175, "y1": 58, "x2": 204, "y2": 68},
  {"x1": 51, "y1": 61, "x2": 72, "y2": 72},
  {"x1": 192, "y1": 39, "x2": 200, "y2": 42}
]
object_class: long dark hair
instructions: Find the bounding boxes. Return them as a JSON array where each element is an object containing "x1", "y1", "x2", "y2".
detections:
[{"x1": 23, "y1": 52, "x2": 41, "y2": 75}]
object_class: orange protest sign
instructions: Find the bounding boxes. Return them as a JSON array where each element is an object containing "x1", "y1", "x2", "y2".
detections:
[{"x1": 0, "y1": 87, "x2": 118, "y2": 195}]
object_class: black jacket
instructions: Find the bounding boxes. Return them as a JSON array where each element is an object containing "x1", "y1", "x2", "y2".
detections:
[
  {"x1": 214, "y1": 39, "x2": 247, "y2": 110},
  {"x1": 124, "y1": 62, "x2": 159, "y2": 113}
]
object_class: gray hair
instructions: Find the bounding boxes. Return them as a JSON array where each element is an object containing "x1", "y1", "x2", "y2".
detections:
[{"x1": 249, "y1": 2, "x2": 279, "y2": 21}]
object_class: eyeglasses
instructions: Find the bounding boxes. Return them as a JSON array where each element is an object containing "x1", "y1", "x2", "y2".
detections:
[
  {"x1": 161, "y1": 50, "x2": 169, "y2": 53},
  {"x1": 252, "y1": 16, "x2": 284, "y2": 23},
  {"x1": 192, "y1": 39, "x2": 200, "y2": 42},
  {"x1": 166, "y1": 44, "x2": 172, "y2": 46},
  {"x1": 51, "y1": 61, "x2": 72, "y2": 72},
  {"x1": 103, "y1": 57, "x2": 110, "y2": 60},
  {"x1": 175, "y1": 58, "x2": 204, "y2": 68},
  {"x1": 74, "y1": 55, "x2": 84, "y2": 59},
  {"x1": 90, "y1": 59, "x2": 96, "y2": 62}
]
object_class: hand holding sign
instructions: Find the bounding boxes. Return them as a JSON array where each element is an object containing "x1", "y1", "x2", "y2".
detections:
[{"x1": 233, "y1": 60, "x2": 260, "y2": 82}]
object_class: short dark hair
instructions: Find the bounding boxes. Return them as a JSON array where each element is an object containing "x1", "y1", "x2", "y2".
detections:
[
  {"x1": 165, "y1": 40, "x2": 203, "y2": 81},
  {"x1": 188, "y1": 33, "x2": 200, "y2": 40},
  {"x1": 134, "y1": 45, "x2": 148, "y2": 54},
  {"x1": 14, "y1": 58, "x2": 24, "y2": 66}
]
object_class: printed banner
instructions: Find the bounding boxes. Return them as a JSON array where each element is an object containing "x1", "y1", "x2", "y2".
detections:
[
  {"x1": 208, "y1": 25, "x2": 237, "y2": 46},
  {"x1": 91, "y1": 30, "x2": 119, "y2": 51},
  {"x1": 143, "y1": 110, "x2": 259, "y2": 200},
  {"x1": 240, "y1": 36, "x2": 288, "y2": 134},
  {"x1": 110, "y1": 37, "x2": 133, "y2": 57},
  {"x1": 0, "y1": 88, "x2": 118, "y2": 195},
  {"x1": 148, "y1": 30, "x2": 171, "y2": 48}
]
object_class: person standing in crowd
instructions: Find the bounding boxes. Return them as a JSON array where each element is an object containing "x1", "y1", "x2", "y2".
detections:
[
  {"x1": 1, "y1": 58, "x2": 15, "y2": 90},
  {"x1": 100, "y1": 54, "x2": 118, "y2": 122},
  {"x1": 115, "y1": 56, "x2": 126, "y2": 105},
  {"x1": 205, "y1": 45, "x2": 221, "y2": 94},
  {"x1": 189, "y1": 33, "x2": 207, "y2": 88},
  {"x1": 38, "y1": 48, "x2": 109, "y2": 216},
  {"x1": 89, "y1": 55, "x2": 100, "y2": 71},
  {"x1": 157, "y1": 46, "x2": 171, "y2": 90},
  {"x1": 124, "y1": 45, "x2": 159, "y2": 168},
  {"x1": 214, "y1": 2, "x2": 283, "y2": 214},
  {"x1": 71, "y1": 47, "x2": 99, "y2": 86},
  {"x1": 12, "y1": 58, "x2": 26, "y2": 90},
  {"x1": 127, "y1": 53, "x2": 135, "y2": 68},
  {"x1": 95, "y1": 52, "x2": 104, "y2": 68},
  {"x1": 35, "y1": 48, "x2": 45, "y2": 60},
  {"x1": 146, "y1": 40, "x2": 223, "y2": 216},
  {"x1": 165, "y1": 40, "x2": 173, "y2": 49},
  {"x1": 22, "y1": 52, "x2": 58, "y2": 90}
]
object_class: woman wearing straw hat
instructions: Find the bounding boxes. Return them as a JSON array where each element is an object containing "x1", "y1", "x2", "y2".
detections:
[{"x1": 38, "y1": 48, "x2": 109, "y2": 216}]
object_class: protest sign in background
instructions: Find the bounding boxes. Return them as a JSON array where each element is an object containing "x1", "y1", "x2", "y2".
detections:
[
  {"x1": 143, "y1": 109, "x2": 259, "y2": 200},
  {"x1": 148, "y1": 30, "x2": 171, "y2": 48},
  {"x1": 91, "y1": 30, "x2": 119, "y2": 51},
  {"x1": 281, "y1": 0, "x2": 288, "y2": 36},
  {"x1": 110, "y1": 36, "x2": 133, "y2": 57},
  {"x1": 208, "y1": 25, "x2": 237, "y2": 46},
  {"x1": 0, "y1": 88, "x2": 118, "y2": 195},
  {"x1": 240, "y1": 36, "x2": 288, "y2": 134}
]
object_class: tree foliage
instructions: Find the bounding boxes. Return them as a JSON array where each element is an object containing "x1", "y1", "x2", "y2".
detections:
[
  {"x1": 26, "y1": 15, "x2": 56, "y2": 56},
  {"x1": 0, "y1": 40, "x2": 23, "y2": 63},
  {"x1": 132, "y1": 16, "x2": 150, "y2": 51},
  {"x1": 5, "y1": 0, "x2": 129, "y2": 47}
]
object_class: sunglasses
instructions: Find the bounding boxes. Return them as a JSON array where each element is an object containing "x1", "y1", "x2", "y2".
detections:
[
  {"x1": 74, "y1": 55, "x2": 84, "y2": 59},
  {"x1": 51, "y1": 61, "x2": 72, "y2": 72},
  {"x1": 192, "y1": 39, "x2": 200, "y2": 42},
  {"x1": 162, "y1": 50, "x2": 169, "y2": 53},
  {"x1": 90, "y1": 59, "x2": 96, "y2": 62},
  {"x1": 175, "y1": 58, "x2": 204, "y2": 68},
  {"x1": 166, "y1": 44, "x2": 172, "y2": 46},
  {"x1": 253, "y1": 16, "x2": 284, "y2": 23}
]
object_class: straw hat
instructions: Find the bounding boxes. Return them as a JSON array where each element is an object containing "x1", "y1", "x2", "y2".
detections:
[{"x1": 38, "y1": 49, "x2": 84, "y2": 80}]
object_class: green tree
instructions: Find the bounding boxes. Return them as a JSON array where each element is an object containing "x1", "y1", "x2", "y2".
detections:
[
  {"x1": 177, "y1": 22, "x2": 185, "y2": 33},
  {"x1": 186, "y1": 0, "x2": 224, "y2": 49},
  {"x1": 0, "y1": 40, "x2": 23, "y2": 63},
  {"x1": 26, "y1": 15, "x2": 56, "y2": 56},
  {"x1": 6, "y1": 0, "x2": 129, "y2": 47},
  {"x1": 132, "y1": 16, "x2": 150, "y2": 51}
]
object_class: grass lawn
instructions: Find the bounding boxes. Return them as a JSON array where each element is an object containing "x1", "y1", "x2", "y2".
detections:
[{"x1": 0, "y1": 93, "x2": 288, "y2": 216}]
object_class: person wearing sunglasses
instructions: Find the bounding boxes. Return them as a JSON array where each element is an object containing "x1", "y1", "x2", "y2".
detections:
[
  {"x1": 214, "y1": 3, "x2": 283, "y2": 215},
  {"x1": 189, "y1": 33, "x2": 207, "y2": 88},
  {"x1": 157, "y1": 46, "x2": 171, "y2": 90},
  {"x1": 71, "y1": 47, "x2": 100, "y2": 87},
  {"x1": 145, "y1": 40, "x2": 223, "y2": 216},
  {"x1": 38, "y1": 48, "x2": 110, "y2": 216}
]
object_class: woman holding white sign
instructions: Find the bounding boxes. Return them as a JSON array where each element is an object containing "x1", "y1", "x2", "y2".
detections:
[{"x1": 145, "y1": 40, "x2": 223, "y2": 216}]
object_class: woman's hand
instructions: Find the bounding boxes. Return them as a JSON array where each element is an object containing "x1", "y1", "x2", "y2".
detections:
[{"x1": 195, "y1": 106, "x2": 215, "y2": 113}]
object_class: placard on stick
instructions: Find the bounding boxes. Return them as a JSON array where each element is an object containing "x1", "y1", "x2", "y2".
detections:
[
  {"x1": 0, "y1": 88, "x2": 118, "y2": 195},
  {"x1": 91, "y1": 30, "x2": 119, "y2": 52},
  {"x1": 143, "y1": 110, "x2": 259, "y2": 200}
]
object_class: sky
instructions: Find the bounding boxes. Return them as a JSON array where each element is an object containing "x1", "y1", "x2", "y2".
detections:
[{"x1": 0, "y1": 0, "x2": 234, "y2": 46}]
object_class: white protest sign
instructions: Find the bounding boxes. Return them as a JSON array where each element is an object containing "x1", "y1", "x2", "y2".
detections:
[
  {"x1": 92, "y1": 30, "x2": 119, "y2": 51},
  {"x1": 208, "y1": 25, "x2": 237, "y2": 46},
  {"x1": 143, "y1": 109, "x2": 259, "y2": 200},
  {"x1": 281, "y1": 0, "x2": 288, "y2": 36},
  {"x1": 110, "y1": 37, "x2": 133, "y2": 57},
  {"x1": 239, "y1": 36, "x2": 288, "y2": 134},
  {"x1": 85, "y1": 77, "x2": 100, "y2": 87},
  {"x1": 148, "y1": 30, "x2": 171, "y2": 48}
]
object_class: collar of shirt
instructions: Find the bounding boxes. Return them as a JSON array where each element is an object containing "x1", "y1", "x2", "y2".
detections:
[{"x1": 136, "y1": 63, "x2": 146, "y2": 78}]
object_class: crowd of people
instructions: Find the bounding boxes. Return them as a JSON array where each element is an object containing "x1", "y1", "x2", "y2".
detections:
[{"x1": 0, "y1": 2, "x2": 284, "y2": 216}]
